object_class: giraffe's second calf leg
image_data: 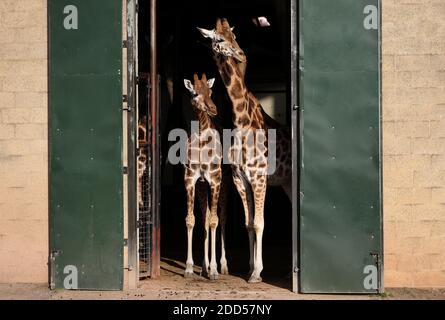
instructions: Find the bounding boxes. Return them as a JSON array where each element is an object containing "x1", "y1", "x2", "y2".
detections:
[
  {"x1": 220, "y1": 223, "x2": 228, "y2": 275},
  {"x1": 202, "y1": 210, "x2": 210, "y2": 277},
  {"x1": 196, "y1": 183, "x2": 210, "y2": 277},
  {"x1": 219, "y1": 174, "x2": 230, "y2": 275},
  {"x1": 209, "y1": 182, "x2": 220, "y2": 280},
  {"x1": 209, "y1": 214, "x2": 219, "y2": 280}
]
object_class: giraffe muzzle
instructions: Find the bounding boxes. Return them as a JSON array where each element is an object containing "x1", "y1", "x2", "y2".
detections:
[
  {"x1": 205, "y1": 106, "x2": 217, "y2": 117},
  {"x1": 231, "y1": 49, "x2": 247, "y2": 63}
]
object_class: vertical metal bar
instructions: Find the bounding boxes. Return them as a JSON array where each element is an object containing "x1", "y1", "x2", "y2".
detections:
[
  {"x1": 150, "y1": 0, "x2": 161, "y2": 278},
  {"x1": 291, "y1": 0, "x2": 300, "y2": 293},
  {"x1": 378, "y1": 0, "x2": 384, "y2": 294},
  {"x1": 47, "y1": 1, "x2": 53, "y2": 290},
  {"x1": 126, "y1": 0, "x2": 138, "y2": 289}
]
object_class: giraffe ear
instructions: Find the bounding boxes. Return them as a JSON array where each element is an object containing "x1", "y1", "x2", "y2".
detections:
[
  {"x1": 197, "y1": 27, "x2": 216, "y2": 40},
  {"x1": 207, "y1": 78, "x2": 215, "y2": 89},
  {"x1": 183, "y1": 79, "x2": 195, "y2": 94}
]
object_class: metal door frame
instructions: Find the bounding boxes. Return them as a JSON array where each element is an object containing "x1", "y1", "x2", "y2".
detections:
[
  {"x1": 290, "y1": 0, "x2": 300, "y2": 293},
  {"x1": 149, "y1": 0, "x2": 161, "y2": 280},
  {"x1": 126, "y1": 0, "x2": 161, "y2": 288},
  {"x1": 126, "y1": 0, "x2": 138, "y2": 289}
]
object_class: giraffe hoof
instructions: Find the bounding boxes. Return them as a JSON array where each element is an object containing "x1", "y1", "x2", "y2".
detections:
[
  {"x1": 184, "y1": 263, "x2": 195, "y2": 278},
  {"x1": 200, "y1": 268, "x2": 209, "y2": 278},
  {"x1": 248, "y1": 275, "x2": 262, "y2": 284},
  {"x1": 209, "y1": 272, "x2": 219, "y2": 280},
  {"x1": 220, "y1": 266, "x2": 229, "y2": 275}
]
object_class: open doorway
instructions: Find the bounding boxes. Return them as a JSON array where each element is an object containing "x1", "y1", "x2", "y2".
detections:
[{"x1": 137, "y1": 0, "x2": 293, "y2": 290}]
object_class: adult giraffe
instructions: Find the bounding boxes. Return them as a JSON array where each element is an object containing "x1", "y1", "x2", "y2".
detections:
[{"x1": 198, "y1": 18, "x2": 292, "y2": 283}]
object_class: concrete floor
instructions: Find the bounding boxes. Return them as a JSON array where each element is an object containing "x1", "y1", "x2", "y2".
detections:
[{"x1": 1, "y1": 260, "x2": 444, "y2": 300}]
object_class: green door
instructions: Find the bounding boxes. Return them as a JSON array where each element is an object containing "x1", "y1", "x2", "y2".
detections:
[
  {"x1": 49, "y1": 0, "x2": 123, "y2": 290},
  {"x1": 299, "y1": 0, "x2": 382, "y2": 293}
]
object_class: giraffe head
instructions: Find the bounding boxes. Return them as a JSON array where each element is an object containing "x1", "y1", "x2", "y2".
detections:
[
  {"x1": 184, "y1": 73, "x2": 217, "y2": 117},
  {"x1": 197, "y1": 18, "x2": 247, "y2": 63}
]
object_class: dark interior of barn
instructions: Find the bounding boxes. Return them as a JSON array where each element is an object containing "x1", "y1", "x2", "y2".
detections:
[{"x1": 138, "y1": 0, "x2": 292, "y2": 289}]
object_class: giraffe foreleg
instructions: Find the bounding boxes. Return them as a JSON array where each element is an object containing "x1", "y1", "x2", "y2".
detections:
[
  {"x1": 184, "y1": 173, "x2": 197, "y2": 278},
  {"x1": 208, "y1": 172, "x2": 221, "y2": 280},
  {"x1": 249, "y1": 176, "x2": 267, "y2": 284}
]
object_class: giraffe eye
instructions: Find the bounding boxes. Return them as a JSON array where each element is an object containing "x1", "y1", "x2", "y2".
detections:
[{"x1": 214, "y1": 35, "x2": 224, "y2": 43}]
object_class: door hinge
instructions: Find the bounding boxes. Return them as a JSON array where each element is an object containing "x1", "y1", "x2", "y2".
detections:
[
  {"x1": 127, "y1": 264, "x2": 134, "y2": 271},
  {"x1": 123, "y1": 166, "x2": 128, "y2": 175},
  {"x1": 123, "y1": 239, "x2": 128, "y2": 247},
  {"x1": 123, "y1": 40, "x2": 128, "y2": 48},
  {"x1": 122, "y1": 94, "x2": 131, "y2": 112},
  {"x1": 370, "y1": 251, "x2": 381, "y2": 267},
  {"x1": 49, "y1": 250, "x2": 61, "y2": 290},
  {"x1": 370, "y1": 251, "x2": 383, "y2": 292}
]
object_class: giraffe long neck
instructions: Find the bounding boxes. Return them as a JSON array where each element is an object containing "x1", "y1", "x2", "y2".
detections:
[
  {"x1": 196, "y1": 109, "x2": 213, "y2": 132},
  {"x1": 215, "y1": 55, "x2": 264, "y2": 130}
]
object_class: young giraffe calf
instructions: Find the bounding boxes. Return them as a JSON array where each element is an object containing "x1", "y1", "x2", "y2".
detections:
[{"x1": 183, "y1": 73, "x2": 224, "y2": 280}]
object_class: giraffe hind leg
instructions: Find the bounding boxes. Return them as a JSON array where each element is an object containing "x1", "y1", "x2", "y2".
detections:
[
  {"x1": 219, "y1": 171, "x2": 231, "y2": 275},
  {"x1": 208, "y1": 172, "x2": 221, "y2": 280},
  {"x1": 184, "y1": 171, "x2": 199, "y2": 278},
  {"x1": 232, "y1": 171, "x2": 255, "y2": 277},
  {"x1": 196, "y1": 182, "x2": 210, "y2": 278}
]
